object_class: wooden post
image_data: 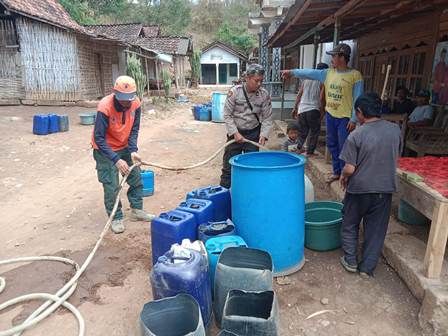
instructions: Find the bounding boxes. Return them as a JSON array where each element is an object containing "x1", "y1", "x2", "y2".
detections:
[
  {"x1": 312, "y1": 32, "x2": 319, "y2": 68},
  {"x1": 423, "y1": 202, "x2": 448, "y2": 278},
  {"x1": 174, "y1": 57, "x2": 179, "y2": 92},
  {"x1": 155, "y1": 60, "x2": 160, "y2": 97},
  {"x1": 145, "y1": 58, "x2": 150, "y2": 98},
  {"x1": 333, "y1": 17, "x2": 341, "y2": 46}
]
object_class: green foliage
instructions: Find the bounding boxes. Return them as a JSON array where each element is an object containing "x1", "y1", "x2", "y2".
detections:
[
  {"x1": 162, "y1": 69, "x2": 171, "y2": 101},
  {"x1": 58, "y1": 0, "x2": 97, "y2": 25},
  {"x1": 216, "y1": 21, "x2": 255, "y2": 54},
  {"x1": 126, "y1": 55, "x2": 147, "y2": 99},
  {"x1": 146, "y1": 0, "x2": 191, "y2": 36},
  {"x1": 190, "y1": 50, "x2": 201, "y2": 82}
]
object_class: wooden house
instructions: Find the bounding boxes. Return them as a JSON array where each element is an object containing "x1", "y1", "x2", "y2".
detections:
[{"x1": 0, "y1": 0, "x2": 128, "y2": 105}]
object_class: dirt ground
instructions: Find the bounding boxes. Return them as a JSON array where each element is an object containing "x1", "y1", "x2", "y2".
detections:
[{"x1": 0, "y1": 97, "x2": 421, "y2": 335}]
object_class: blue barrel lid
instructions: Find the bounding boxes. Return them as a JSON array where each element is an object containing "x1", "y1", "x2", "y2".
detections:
[{"x1": 230, "y1": 151, "x2": 306, "y2": 170}]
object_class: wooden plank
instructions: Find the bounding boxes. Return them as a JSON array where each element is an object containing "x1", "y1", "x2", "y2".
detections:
[
  {"x1": 398, "y1": 177, "x2": 437, "y2": 219},
  {"x1": 398, "y1": 169, "x2": 448, "y2": 202},
  {"x1": 423, "y1": 202, "x2": 448, "y2": 278}
]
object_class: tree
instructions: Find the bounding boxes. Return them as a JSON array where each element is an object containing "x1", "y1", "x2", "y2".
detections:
[
  {"x1": 216, "y1": 21, "x2": 255, "y2": 54},
  {"x1": 59, "y1": 0, "x2": 97, "y2": 25},
  {"x1": 146, "y1": 0, "x2": 191, "y2": 36}
]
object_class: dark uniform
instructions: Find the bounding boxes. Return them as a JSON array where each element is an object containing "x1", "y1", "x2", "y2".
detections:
[{"x1": 220, "y1": 84, "x2": 273, "y2": 188}]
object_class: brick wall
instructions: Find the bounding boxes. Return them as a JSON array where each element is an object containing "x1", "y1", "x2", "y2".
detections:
[{"x1": 77, "y1": 36, "x2": 123, "y2": 100}]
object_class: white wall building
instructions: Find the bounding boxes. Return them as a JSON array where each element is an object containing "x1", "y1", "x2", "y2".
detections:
[{"x1": 200, "y1": 41, "x2": 247, "y2": 85}]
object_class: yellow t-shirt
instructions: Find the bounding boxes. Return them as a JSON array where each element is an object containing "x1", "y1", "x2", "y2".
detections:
[{"x1": 324, "y1": 68, "x2": 363, "y2": 119}]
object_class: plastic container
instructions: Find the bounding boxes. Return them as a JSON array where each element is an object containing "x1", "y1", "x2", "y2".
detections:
[
  {"x1": 199, "y1": 105, "x2": 211, "y2": 121},
  {"x1": 141, "y1": 170, "x2": 154, "y2": 197},
  {"x1": 304, "y1": 175, "x2": 314, "y2": 203},
  {"x1": 151, "y1": 210, "x2": 196, "y2": 265},
  {"x1": 140, "y1": 294, "x2": 206, "y2": 336},
  {"x1": 222, "y1": 290, "x2": 279, "y2": 336},
  {"x1": 205, "y1": 235, "x2": 247, "y2": 290},
  {"x1": 48, "y1": 114, "x2": 60, "y2": 133},
  {"x1": 198, "y1": 220, "x2": 236, "y2": 242},
  {"x1": 177, "y1": 199, "x2": 215, "y2": 228},
  {"x1": 398, "y1": 199, "x2": 430, "y2": 226},
  {"x1": 32, "y1": 115, "x2": 49, "y2": 135},
  {"x1": 230, "y1": 152, "x2": 306, "y2": 275},
  {"x1": 58, "y1": 115, "x2": 69, "y2": 132},
  {"x1": 151, "y1": 248, "x2": 212, "y2": 327},
  {"x1": 187, "y1": 186, "x2": 231, "y2": 221},
  {"x1": 79, "y1": 113, "x2": 95, "y2": 125},
  {"x1": 214, "y1": 247, "x2": 273, "y2": 327},
  {"x1": 212, "y1": 92, "x2": 227, "y2": 123},
  {"x1": 193, "y1": 105, "x2": 202, "y2": 120},
  {"x1": 305, "y1": 201, "x2": 343, "y2": 251}
]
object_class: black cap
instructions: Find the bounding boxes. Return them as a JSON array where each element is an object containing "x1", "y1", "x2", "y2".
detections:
[
  {"x1": 416, "y1": 89, "x2": 430, "y2": 98},
  {"x1": 326, "y1": 43, "x2": 351, "y2": 56}
]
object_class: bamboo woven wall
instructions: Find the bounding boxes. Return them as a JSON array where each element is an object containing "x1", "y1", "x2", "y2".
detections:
[
  {"x1": 0, "y1": 18, "x2": 23, "y2": 100},
  {"x1": 16, "y1": 17, "x2": 80, "y2": 101},
  {"x1": 0, "y1": 49, "x2": 23, "y2": 99}
]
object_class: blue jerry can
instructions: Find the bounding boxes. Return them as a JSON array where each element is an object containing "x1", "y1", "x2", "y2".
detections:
[
  {"x1": 198, "y1": 220, "x2": 236, "y2": 243},
  {"x1": 205, "y1": 235, "x2": 247, "y2": 290},
  {"x1": 187, "y1": 186, "x2": 231, "y2": 221},
  {"x1": 151, "y1": 210, "x2": 196, "y2": 265},
  {"x1": 151, "y1": 248, "x2": 212, "y2": 327},
  {"x1": 141, "y1": 170, "x2": 154, "y2": 197},
  {"x1": 177, "y1": 198, "x2": 214, "y2": 228},
  {"x1": 48, "y1": 114, "x2": 60, "y2": 133},
  {"x1": 32, "y1": 115, "x2": 49, "y2": 135}
]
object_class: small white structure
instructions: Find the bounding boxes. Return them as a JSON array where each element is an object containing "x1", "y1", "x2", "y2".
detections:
[{"x1": 200, "y1": 41, "x2": 247, "y2": 85}]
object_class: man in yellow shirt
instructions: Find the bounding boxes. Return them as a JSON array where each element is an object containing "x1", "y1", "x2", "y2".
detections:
[{"x1": 282, "y1": 44, "x2": 364, "y2": 183}]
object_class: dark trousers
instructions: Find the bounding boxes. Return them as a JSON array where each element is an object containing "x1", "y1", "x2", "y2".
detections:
[
  {"x1": 297, "y1": 109, "x2": 321, "y2": 154},
  {"x1": 326, "y1": 112, "x2": 350, "y2": 175},
  {"x1": 341, "y1": 192, "x2": 392, "y2": 275},
  {"x1": 93, "y1": 149, "x2": 143, "y2": 220},
  {"x1": 220, "y1": 126, "x2": 260, "y2": 189}
]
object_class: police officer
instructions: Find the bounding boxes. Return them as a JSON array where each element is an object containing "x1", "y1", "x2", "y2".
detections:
[
  {"x1": 92, "y1": 75, "x2": 154, "y2": 234},
  {"x1": 220, "y1": 64, "x2": 273, "y2": 188}
]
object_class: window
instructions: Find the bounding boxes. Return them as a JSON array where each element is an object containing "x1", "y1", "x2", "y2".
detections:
[
  {"x1": 229, "y1": 63, "x2": 237, "y2": 77},
  {"x1": 359, "y1": 56, "x2": 375, "y2": 92}
]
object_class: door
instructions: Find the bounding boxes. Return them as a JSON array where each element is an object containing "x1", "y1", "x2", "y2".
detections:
[
  {"x1": 201, "y1": 64, "x2": 216, "y2": 84},
  {"x1": 219, "y1": 64, "x2": 227, "y2": 84},
  {"x1": 94, "y1": 53, "x2": 104, "y2": 98}
]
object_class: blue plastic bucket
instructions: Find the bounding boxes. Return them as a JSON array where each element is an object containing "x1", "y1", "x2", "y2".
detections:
[
  {"x1": 230, "y1": 151, "x2": 306, "y2": 276},
  {"x1": 212, "y1": 92, "x2": 227, "y2": 123}
]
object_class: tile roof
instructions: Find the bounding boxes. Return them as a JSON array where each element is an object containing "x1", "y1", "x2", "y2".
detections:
[
  {"x1": 1, "y1": 0, "x2": 84, "y2": 32},
  {"x1": 142, "y1": 25, "x2": 159, "y2": 37},
  {"x1": 83, "y1": 23, "x2": 143, "y2": 43},
  {"x1": 136, "y1": 36, "x2": 192, "y2": 55}
]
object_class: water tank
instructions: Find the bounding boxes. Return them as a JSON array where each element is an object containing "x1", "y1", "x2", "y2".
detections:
[
  {"x1": 211, "y1": 92, "x2": 227, "y2": 123},
  {"x1": 230, "y1": 151, "x2": 306, "y2": 276}
]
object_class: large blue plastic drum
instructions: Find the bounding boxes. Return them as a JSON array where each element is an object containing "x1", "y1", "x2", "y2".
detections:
[
  {"x1": 211, "y1": 92, "x2": 227, "y2": 123},
  {"x1": 230, "y1": 151, "x2": 306, "y2": 276}
]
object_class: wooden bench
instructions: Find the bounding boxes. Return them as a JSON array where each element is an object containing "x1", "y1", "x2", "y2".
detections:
[{"x1": 398, "y1": 169, "x2": 448, "y2": 279}]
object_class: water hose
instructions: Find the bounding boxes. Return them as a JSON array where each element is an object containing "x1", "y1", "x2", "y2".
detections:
[{"x1": 0, "y1": 139, "x2": 266, "y2": 336}]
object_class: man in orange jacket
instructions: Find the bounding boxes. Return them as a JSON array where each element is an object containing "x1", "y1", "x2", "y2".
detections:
[{"x1": 92, "y1": 76, "x2": 154, "y2": 234}]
